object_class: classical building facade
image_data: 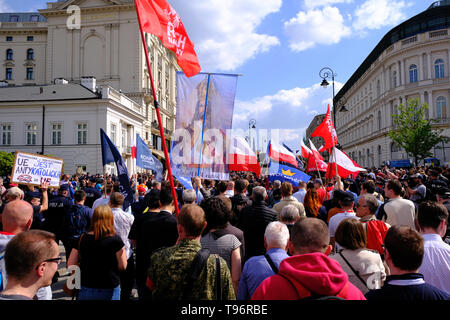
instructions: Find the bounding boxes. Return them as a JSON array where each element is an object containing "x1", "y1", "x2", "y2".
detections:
[
  {"x1": 0, "y1": 0, "x2": 179, "y2": 173},
  {"x1": 0, "y1": 81, "x2": 145, "y2": 174},
  {"x1": 334, "y1": 1, "x2": 450, "y2": 168}
]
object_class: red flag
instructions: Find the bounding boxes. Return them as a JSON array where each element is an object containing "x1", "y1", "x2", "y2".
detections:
[
  {"x1": 135, "y1": 0, "x2": 201, "y2": 77},
  {"x1": 311, "y1": 105, "x2": 338, "y2": 152},
  {"x1": 131, "y1": 146, "x2": 137, "y2": 159},
  {"x1": 306, "y1": 152, "x2": 328, "y2": 173}
]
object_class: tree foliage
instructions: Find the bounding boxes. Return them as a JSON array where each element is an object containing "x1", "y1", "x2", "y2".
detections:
[
  {"x1": 0, "y1": 151, "x2": 15, "y2": 177},
  {"x1": 388, "y1": 98, "x2": 450, "y2": 166}
]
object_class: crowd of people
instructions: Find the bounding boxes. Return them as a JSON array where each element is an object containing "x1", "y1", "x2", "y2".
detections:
[{"x1": 0, "y1": 164, "x2": 449, "y2": 301}]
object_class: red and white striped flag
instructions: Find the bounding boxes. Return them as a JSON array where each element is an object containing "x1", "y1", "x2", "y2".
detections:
[
  {"x1": 229, "y1": 136, "x2": 261, "y2": 176},
  {"x1": 300, "y1": 139, "x2": 312, "y2": 159},
  {"x1": 309, "y1": 139, "x2": 324, "y2": 161},
  {"x1": 269, "y1": 141, "x2": 298, "y2": 167},
  {"x1": 326, "y1": 147, "x2": 366, "y2": 178}
]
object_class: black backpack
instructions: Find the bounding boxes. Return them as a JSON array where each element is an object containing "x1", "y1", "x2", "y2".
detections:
[{"x1": 65, "y1": 205, "x2": 89, "y2": 239}]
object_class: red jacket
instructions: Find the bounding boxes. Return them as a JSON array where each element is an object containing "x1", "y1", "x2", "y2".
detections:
[{"x1": 251, "y1": 252, "x2": 366, "y2": 300}]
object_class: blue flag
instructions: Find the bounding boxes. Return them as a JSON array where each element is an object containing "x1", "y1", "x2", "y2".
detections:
[
  {"x1": 136, "y1": 134, "x2": 163, "y2": 181},
  {"x1": 174, "y1": 175, "x2": 193, "y2": 190},
  {"x1": 268, "y1": 161, "x2": 311, "y2": 187},
  {"x1": 100, "y1": 128, "x2": 133, "y2": 209}
]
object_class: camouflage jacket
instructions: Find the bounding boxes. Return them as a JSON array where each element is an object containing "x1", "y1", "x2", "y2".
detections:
[{"x1": 148, "y1": 239, "x2": 236, "y2": 300}]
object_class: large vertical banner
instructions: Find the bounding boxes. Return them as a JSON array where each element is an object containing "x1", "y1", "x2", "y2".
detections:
[{"x1": 171, "y1": 72, "x2": 237, "y2": 180}]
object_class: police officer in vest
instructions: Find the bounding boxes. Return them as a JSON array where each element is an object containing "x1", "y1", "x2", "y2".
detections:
[
  {"x1": 82, "y1": 177, "x2": 101, "y2": 208},
  {"x1": 42, "y1": 184, "x2": 73, "y2": 249}
]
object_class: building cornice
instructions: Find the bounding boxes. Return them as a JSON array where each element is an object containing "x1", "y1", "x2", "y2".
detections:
[{"x1": 38, "y1": 4, "x2": 135, "y2": 18}]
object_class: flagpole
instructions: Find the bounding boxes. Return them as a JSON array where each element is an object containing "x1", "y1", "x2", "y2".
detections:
[{"x1": 135, "y1": 1, "x2": 179, "y2": 215}]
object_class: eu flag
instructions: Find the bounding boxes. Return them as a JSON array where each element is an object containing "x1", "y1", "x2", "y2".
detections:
[{"x1": 268, "y1": 161, "x2": 311, "y2": 187}]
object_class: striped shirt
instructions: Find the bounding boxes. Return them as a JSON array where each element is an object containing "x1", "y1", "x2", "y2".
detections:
[{"x1": 201, "y1": 232, "x2": 241, "y2": 270}]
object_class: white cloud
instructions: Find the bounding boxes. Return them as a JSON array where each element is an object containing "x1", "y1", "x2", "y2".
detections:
[
  {"x1": 0, "y1": 0, "x2": 11, "y2": 12},
  {"x1": 171, "y1": 0, "x2": 281, "y2": 72},
  {"x1": 284, "y1": 6, "x2": 351, "y2": 52},
  {"x1": 352, "y1": 0, "x2": 410, "y2": 31},
  {"x1": 304, "y1": 0, "x2": 353, "y2": 9}
]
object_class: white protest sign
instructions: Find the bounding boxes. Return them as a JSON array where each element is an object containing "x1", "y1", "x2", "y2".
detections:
[{"x1": 11, "y1": 151, "x2": 64, "y2": 188}]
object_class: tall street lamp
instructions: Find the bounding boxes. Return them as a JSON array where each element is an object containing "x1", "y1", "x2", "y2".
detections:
[
  {"x1": 249, "y1": 119, "x2": 256, "y2": 151},
  {"x1": 319, "y1": 67, "x2": 337, "y2": 127}
]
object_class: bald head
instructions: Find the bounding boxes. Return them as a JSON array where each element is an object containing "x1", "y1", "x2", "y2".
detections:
[{"x1": 2, "y1": 200, "x2": 33, "y2": 233}]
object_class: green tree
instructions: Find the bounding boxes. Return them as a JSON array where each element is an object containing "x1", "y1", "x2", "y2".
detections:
[
  {"x1": 0, "y1": 151, "x2": 15, "y2": 177},
  {"x1": 388, "y1": 98, "x2": 449, "y2": 166}
]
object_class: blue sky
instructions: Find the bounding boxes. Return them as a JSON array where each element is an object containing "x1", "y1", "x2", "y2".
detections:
[{"x1": 2, "y1": 0, "x2": 432, "y2": 152}]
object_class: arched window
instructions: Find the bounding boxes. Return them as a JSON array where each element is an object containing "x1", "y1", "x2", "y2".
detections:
[
  {"x1": 435, "y1": 59, "x2": 445, "y2": 78},
  {"x1": 391, "y1": 142, "x2": 401, "y2": 153},
  {"x1": 6, "y1": 49, "x2": 13, "y2": 60},
  {"x1": 26, "y1": 48, "x2": 34, "y2": 60},
  {"x1": 409, "y1": 64, "x2": 418, "y2": 83},
  {"x1": 436, "y1": 96, "x2": 447, "y2": 119}
]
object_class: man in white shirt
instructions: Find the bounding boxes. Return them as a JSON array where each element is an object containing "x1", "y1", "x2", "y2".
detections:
[
  {"x1": 109, "y1": 192, "x2": 135, "y2": 300},
  {"x1": 328, "y1": 190, "x2": 359, "y2": 252},
  {"x1": 383, "y1": 179, "x2": 416, "y2": 230},
  {"x1": 292, "y1": 182, "x2": 307, "y2": 204},
  {"x1": 92, "y1": 183, "x2": 113, "y2": 212},
  {"x1": 417, "y1": 201, "x2": 450, "y2": 293}
]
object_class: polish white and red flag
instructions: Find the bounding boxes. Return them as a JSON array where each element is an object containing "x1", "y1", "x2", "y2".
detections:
[
  {"x1": 134, "y1": 0, "x2": 201, "y2": 77},
  {"x1": 228, "y1": 136, "x2": 261, "y2": 176},
  {"x1": 309, "y1": 139, "x2": 324, "y2": 161},
  {"x1": 326, "y1": 147, "x2": 366, "y2": 179},
  {"x1": 300, "y1": 139, "x2": 312, "y2": 159},
  {"x1": 268, "y1": 141, "x2": 298, "y2": 167}
]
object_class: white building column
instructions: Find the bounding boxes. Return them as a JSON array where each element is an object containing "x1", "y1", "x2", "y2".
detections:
[
  {"x1": 419, "y1": 53, "x2": 424, "y2": 81},
  {"x1": 429, "y1": 91, "x2": 434, "y2": 118}
]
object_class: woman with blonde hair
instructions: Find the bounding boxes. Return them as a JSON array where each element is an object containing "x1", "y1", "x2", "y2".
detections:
[{"x1": 67, "y1": 205, "x2": 127, "y2": 300}]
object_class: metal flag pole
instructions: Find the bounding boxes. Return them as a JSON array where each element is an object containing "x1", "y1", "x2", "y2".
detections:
[{"x1": 135, "y1": 3, "x2": 179, "y2": 215}]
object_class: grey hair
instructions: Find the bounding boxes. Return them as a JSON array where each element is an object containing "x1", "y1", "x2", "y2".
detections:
[
  {"x1": 264, "y1": 221, "x2": 290, "y2": 249},
  {"x1": 182, "y1": 189, "x2": 196, "y2": 204},
  {"x1": 360, "y1": 193, "x2": 379, "y2": 214},
  {"x1": 273, "y1": 180, "x2": 281, "y2": 188},
  {"x1": 7, "y1": 187, "x2": 24, "y2": 200},
  {"x1": 280, "y1": 205, "x2": 300, "y2": 223},
  {"x1": 252, "y1": 186, "x2": 267, "y2": 202}
]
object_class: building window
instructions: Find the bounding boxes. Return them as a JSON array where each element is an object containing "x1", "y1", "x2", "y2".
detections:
[
  {"x1": 30, "y1": 15, "x2": 39, "y2": 22},
  {"x1": 5, "y1": 68, "x2": 12, "y2": 80},
  {"x1": 110, "y1": 123, "x2": 116, "y2": 144},
  {"x1": 121, "y1": 128, "x2": 126, "y2": 148},
  {"x1": 51, "y1": 123, "x2": 62, "y2": 145},
  {"x1": 376, "y1": 80, "x2": 381, "y2": 97},
  {"x1": 435, "y1": 59, "x2": 445, "y2": 79},
  {"x1": 6, "y1": 49, "x2": 13, "y2": 60},
  {"x1": 26, "y1": 68, "x2": 33, "y2": 80},
  {"x1": 6, "y1": 36, "x2": 13, "y2": 42},
  {"x1": 25, "y1": 123, "x2": 37, "y2": 145},
  {"x1": 27, "y1": 36, "x2": 34, "y2": 41},
  {"x1": 9, "y1": 15, "x2": 19, "y2": 22},
  {"x1": 26, "y1": 48, "x2": 34, "y2": 60},
  {"x1": 391, "y1": 142, "x2": 401, "y2": 153},
  {"x1": 77, "y1": 123, "x2": 87, "y2": 144},
  {"x1": 409, "y1": 64, "x2": 418, "y2": 83},
  {"x1": 1, "y1": 124, "x2": 12, "y2": 145},
  {"x1": 436, "y1": 96, "x2": 447, "y2": 119},
  {"x1": 392, "y1": 71, "x2": 397, "y2": 88},
  {"x1": 377, "y1": 110, "x2": 382, "y2": 130}
]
